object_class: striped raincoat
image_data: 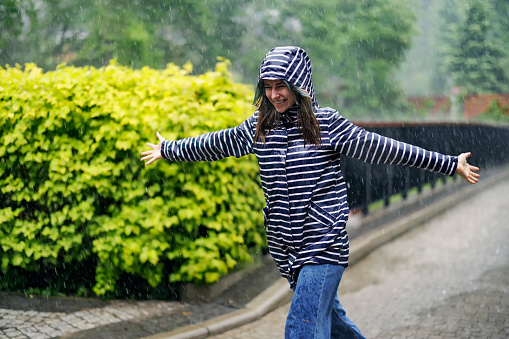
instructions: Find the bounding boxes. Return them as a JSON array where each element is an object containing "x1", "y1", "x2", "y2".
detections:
[{"x1": 161, "y1": 47, "x2": 458, "y2": 287}]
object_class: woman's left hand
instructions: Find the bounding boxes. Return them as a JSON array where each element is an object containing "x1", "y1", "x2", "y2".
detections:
[{"x1": 456, "y1": 152, "x2": 480, "y2": 184}]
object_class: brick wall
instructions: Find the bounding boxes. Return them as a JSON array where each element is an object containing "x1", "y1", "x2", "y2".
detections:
[
  {"x1": 463, "y1": 93, "x2": 509, "y2": 118},
  {"x1": 408, "y1": 93, "x2": 509, "y2": 119}
]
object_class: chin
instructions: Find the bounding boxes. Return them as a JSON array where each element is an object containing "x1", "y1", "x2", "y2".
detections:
[{"x1": 272, "y1": 102, "x2": 289, "y2": 112}]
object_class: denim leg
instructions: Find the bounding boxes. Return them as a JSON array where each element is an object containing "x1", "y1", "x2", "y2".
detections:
[
  {"x1": 285, "y1": 264, "x2": 345, "y2": 339},
  {"x1": 331, "y1": 295, "x2": 366, "y2": 339}
]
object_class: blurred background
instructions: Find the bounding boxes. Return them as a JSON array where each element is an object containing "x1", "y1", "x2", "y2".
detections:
[{"x1": 1, "y1": 0, "x2": 508, "y2": 121}]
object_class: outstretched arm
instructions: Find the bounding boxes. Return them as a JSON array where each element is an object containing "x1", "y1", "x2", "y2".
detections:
[
  {"x1": 329, "y1": 113, "x2": 458, "y2": 176},
  {"x1": 140, "y1": 132, "x2": 165, "y2": 167},
  {"x1": 141, "y1": 113, "x2": 256, "y2": 166},
  {"x1": 456, "y1": 152, "x2": 480, "y2": 184}
]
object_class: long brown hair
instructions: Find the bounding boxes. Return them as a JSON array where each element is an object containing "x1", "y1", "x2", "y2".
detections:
[{"x1": 253, "y1": 80, "x2": 322, "y2": 147}]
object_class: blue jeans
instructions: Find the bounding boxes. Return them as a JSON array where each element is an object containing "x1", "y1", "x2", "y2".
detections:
[{"x1": 285, "y1": 264, "x2": 365, "y2": 339}]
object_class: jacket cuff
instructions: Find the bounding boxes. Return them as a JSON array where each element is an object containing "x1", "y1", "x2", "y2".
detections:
[
  {"x1": 448, "y1": 156, "x2": 458, "y2": 176},
  {"x1": 160, "y1": 140, "x2": 172, "y2": 161}
]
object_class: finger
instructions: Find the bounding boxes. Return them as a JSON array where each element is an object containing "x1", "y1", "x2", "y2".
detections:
[
  {"x1": 140, "y1": 154, "x2": 152, "y2": 161},
  {"x1": 471, "y1": 172, "x2": 480, "y2": 178},
  {"x1": 141, "y1": 150, "x2": 153, "y2": 156},
  {"x1": 156, "y1": 132, "x2": 166, "y2": 142},
  {"x1": 146, "y1": 142, "x2": 157, "y2": 148},
  {"x1": 469, "y1": 165, "x2": 480, "y2": 172},
  {"x1": 145, "y1": 158, "x2": 155, "y2": 166}
]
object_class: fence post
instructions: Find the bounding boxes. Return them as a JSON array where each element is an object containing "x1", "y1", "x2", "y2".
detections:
[
  {"x1": 384, "y1": 165, "x2": 393, "y2": 207},
  {"x1": 402, "y1": 167, "x2": 410, "y2": 200},
  {"x1": 362, "y1": 163, "x2": 371, "y2": 215},
  {"x1": 430, "y1": 172, "x2": 437, "y2": 189},
  {"x1": 418, "y1": 170, "x2": 425, "y2": 193}
]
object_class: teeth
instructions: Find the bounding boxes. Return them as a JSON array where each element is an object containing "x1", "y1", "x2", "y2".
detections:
[{"x1": 274, "y1": 100, "x2": 285, "y2": 104}]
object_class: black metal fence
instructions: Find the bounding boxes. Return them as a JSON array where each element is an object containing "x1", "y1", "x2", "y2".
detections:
[{"x1": 342, "y1": 122, "x2": 509, "y2": 214}]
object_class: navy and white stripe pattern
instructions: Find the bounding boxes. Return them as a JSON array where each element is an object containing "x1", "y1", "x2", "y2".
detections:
[
  {"x1": 258, "y1": 46, "x2": 319, "y2": 109},
  {"x1": 161, "y1": 47, "x2": 458, "y2": 287}
]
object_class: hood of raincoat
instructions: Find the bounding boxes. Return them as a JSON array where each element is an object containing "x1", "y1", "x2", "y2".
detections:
[{"x1": 258, "y1": 46, "x2": 319, "y2": 109}]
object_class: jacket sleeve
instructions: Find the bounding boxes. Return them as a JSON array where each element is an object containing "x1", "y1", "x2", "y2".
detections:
[
  {"x1": 160, "y1": 113, "x2": 256, "y2": 162},
  {"x1": 328, "y1": 111, "x2": 458, "y2": 176}
]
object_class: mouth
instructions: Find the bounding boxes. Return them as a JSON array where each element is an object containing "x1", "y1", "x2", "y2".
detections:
[{"x1": 273, "y1": 99, "x2": 286, "y2": 105}]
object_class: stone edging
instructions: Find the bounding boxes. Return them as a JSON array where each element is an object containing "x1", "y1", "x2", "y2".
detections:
[{"x1": 142, "y1": 278, "x2": 291, "y2": 339}]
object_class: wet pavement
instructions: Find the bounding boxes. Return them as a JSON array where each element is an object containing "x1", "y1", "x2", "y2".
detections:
[{"x1": 211, "y1": 177, "x2": 509, "y2": 338}]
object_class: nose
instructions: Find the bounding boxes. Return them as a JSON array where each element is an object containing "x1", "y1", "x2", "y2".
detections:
[{"x1": 270, "y1": 87, "x2": 279, "y2": 100}]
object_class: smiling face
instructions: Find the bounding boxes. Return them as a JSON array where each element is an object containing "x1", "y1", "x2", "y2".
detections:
[{"x1": 263, "y1": 79, "x2": 296, "y2": 113}]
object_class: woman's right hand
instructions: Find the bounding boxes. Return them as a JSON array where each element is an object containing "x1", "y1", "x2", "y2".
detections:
[
  {"x1": 456, "y1": 152, "x2": 480, "y2": 184},
  {"x1": 141, "y1": 132, "x2": 166, "y2": 166}
]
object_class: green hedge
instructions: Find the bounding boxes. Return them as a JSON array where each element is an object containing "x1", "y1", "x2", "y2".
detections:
[{"x1": 0, "y1": 60, "x2": 266, "y2": 297}]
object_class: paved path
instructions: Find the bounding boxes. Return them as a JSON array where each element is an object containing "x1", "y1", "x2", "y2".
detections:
[
  {"x1": 0, "y1": 301, "x2": 188, "y2": 339},
  {"x1": 0, "y1": 297, "x2": 237, "y2": 339},
  {"x1": 211, "y1": 179, "x2": 509, "y2": 339}
]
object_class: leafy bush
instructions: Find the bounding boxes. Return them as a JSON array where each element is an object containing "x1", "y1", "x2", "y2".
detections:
[{"x1": 0, "y1": 59, "x2": 265, "y2": 297}]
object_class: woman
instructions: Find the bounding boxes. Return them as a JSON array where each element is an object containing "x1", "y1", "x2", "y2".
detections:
[{"x1": 141, "y1": 46, "x2": 480, "y2": 338}]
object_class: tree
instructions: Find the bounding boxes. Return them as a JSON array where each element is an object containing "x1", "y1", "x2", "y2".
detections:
[
  {"x1": 75, "y1": 0, "x2": 162, "y2": 68},
  {"x1": 0, "y1": 0, "x2": 417, "y2": 116},
  {"x1": 235, "y1": 0, "x2": 416, "y2": 115},
  {"x1": 0, "y1": 0, "x2": 37, "y2": 67},
  {"x1": 0, "y1": 0, "x2": 24, "y2": 51},
  {"x1": 0, "y1": 0, "x2": 93, "y2": 70},
  {"x1": 490, "y1": 0, "x2": 509, "y2": 75},
  {"x1": 446, "y1": 0, "x2": 509, "y2": 94},
  {"x1": 335, "y1": 0, "x2": 415, "y2": 112},
  {"x1": 0, "y1": 0, "x2": 238, "y2": 72}
]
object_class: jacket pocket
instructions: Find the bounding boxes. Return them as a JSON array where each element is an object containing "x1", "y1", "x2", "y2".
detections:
[{"x1": 303, "y1": 201, "x2": 335, "y2": 237}]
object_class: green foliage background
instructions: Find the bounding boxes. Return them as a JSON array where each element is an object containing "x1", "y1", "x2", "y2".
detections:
[
  {"x1": 0, "y1": 0, "x2": 417, "y2": 116},
  {"x1": 2, "y1": 0, "x2": 508, "y2": 119},
  {"x1": 0, "y1": 60, "x2": 265, "y2": 297},
  {"x1": 397, "y1": 0, "x2": 509, "y2": 97},
  {"x1": 445, "y1": 0, "x2": 509, "y2": 94}
]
